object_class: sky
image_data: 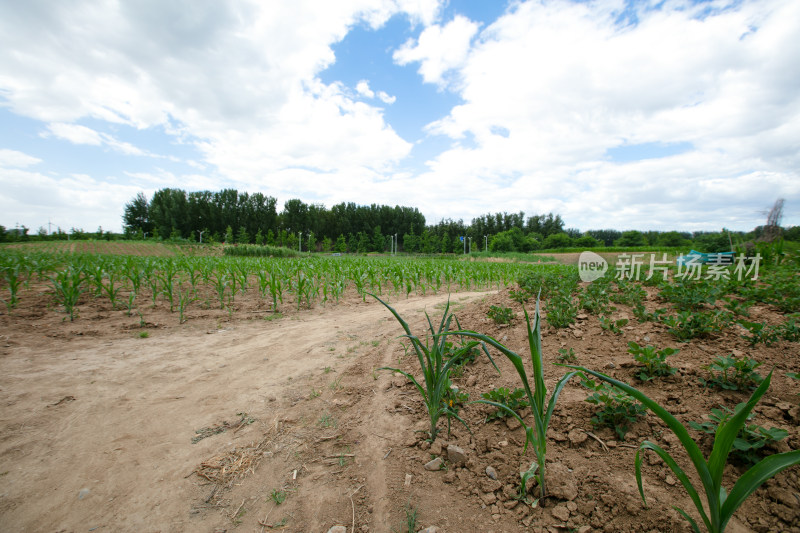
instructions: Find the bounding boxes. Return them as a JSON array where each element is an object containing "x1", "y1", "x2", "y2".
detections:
[{"x1": 1, "y1": 0, "x2": 798, "y2": 235}]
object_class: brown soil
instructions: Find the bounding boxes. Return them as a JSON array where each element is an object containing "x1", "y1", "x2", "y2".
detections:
[{"x1": 1, "y1": 282, "x2": 799, "y2": 533}]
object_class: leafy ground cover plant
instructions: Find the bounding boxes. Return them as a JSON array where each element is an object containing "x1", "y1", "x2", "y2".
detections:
[
  {"x1": 557, "y1": 347, "x2": 577, "y2": 362},
  {"x1": 450, "y1": 297, "x2": 579, "y2": 501},
  {"x1": 599, "y1": 315, "x2": 628, "y2": 334},
  {"x1": 546, "y1": 289, "x2": 578, "y2": 328},
  {"x1": 565, "y1": 365, "x2": 800, "y2": 533},
  {"x1": 699, "y1": 354, "x2": 763, "y2": 391},
  {"x1": 627, "y1": 341, "x2": 678, "y2": 381},
  {"x1": 737, "y1": 320, "x2": 780, "y2": 347},
  {"x1": 662, "y1": 310, "x2": 730, "y2": 341},
  {"x1": 487, "y1": 304, "x2": 515, "y2": 325},
  {"x1": 481, "y1": 387, "x2": 529, "y2": 422},
  {"x1": 372, "y1": 294, "x2": 493, "y2": 442},
  {"x1": 581, "y1": 377, "x2": 646, "y2": 440},
  {"x1": 689, "y1": 403, "x2": 789, "y2": 465}
]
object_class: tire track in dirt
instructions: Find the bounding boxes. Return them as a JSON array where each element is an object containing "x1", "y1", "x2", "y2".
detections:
[{"x1": 355, "y1": 291, "x2": 494, "y2": 530}]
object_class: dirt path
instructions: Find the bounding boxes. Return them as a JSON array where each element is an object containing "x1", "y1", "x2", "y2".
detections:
[{"x1": 0, "y1": 290, "x2": 493, "y2": 533}]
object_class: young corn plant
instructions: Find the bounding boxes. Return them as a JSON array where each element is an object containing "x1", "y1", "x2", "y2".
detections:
[
  {"x1": 564, "y1": 365, "x2": 800, "y2": 533},
  {"x1": 451, "y1": 296, "x2": 580, "y2": 502},
  {"x1": 372, "y1": 294, "x2": 493, "y2": 442},
  {"x1": 50, "y1": 266, "x2": 86, "y2": 321}
]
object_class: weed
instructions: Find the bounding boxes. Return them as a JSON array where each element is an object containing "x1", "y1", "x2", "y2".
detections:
[
  {"x1": 263, "y1": 312, "x2": 283, "y2": 321},
  {"x1": 270, "y1": 488, "x2": 287, "y2": 505},
  {"x1": 138, "y1": 331, "x2": 149, "y2": 338},
  {"x1": 581, "y1": 377, "x2": 647, "y2": 440},
  {"x1": 737, "y1": 320, "x2": 780, "y2": 347},
  {"x1": 557, "y1": 347, "x2": 577, "y2": 363},
  {"x1": 318, "y1": 413, "x2": 337, "y2": 428},
  {"x1": 309, "y1": 389, "x2": 321, "y2": 399},
  {"x1": 627, "y1": 342, "x2": 678, "y2": 381},
  {"x1": 481, "y1": 387, "x2": 529, "y2": 422},
  {"x1": 546, "y1": 291, "x2": 578, "y2": 328},
  {"x1": 488, "y1": 304, "x2": 515, "y2": 325},
  {"x1": 599, "y1": 316, "x2": 628, "y2": 334},
  {"x1": 404, "y1": 501, "x2": 418, "y2": 533},
  {"x1": 700, "y1": 354, "x2": 763, "y2": 391},
  {"x1": 323, "y1": 366, "x2": 333, "y2": 374},
  {"x1": 689, "y1": 403, "x2": 789, "y2": 465},
  {"x1": 329, "y1": 376, "x2": 343, "y2": 391},
  {"x1": 662, "y1": 310, "x2": 730, "y2": 341}
]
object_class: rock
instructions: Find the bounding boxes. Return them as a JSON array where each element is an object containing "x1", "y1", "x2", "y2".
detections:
[
  {"x1": 419, "y1": 528, "x2": 441, "y2": 533},
  {"x1": 404, "y1": 434, "x2": 419, "y2": 447},
  {"x1": 665, "y1": 475, "x2": 677, "y2": 486},
  {"x1": 506, "y1": 416, "x2": 521, "y2": 430},
  {"x1": 480, "y1": 479, "x2": 502, "y2": 493},
  {"x1": 485, "y1": 466, "x2": 498, "y2": 480},
  {"x1": 481, "y1": 492, "x2": 497, "y2": 505},
  {"x1": 545, "y1": 463, "x2": 578, "y2": 501},
  {"x1": 551, "y1": 504, "x2": 570, "y2": 522},
  {"x1": 327, "y1": 527, "x2": 348, "y2": 533},
  {"x1": 576, "y1": 314, "x2": 588, "y2": 320},
  {"x1": 430, "y1": 441, "x2": 443, "y2": 456},
  {"x1": 466, "y1": 374, "x2": 478, "y2": 387},
  {"x1": 78, "y1": 488, "x2": 90, "y2": 500},
  {"x1": 404, "y1": 473, "x2": 412, "y2": 487},
  {"x1": 568, "y1": 429, "x2": 587, "y2": 446},
  {"x1": 424, "y1": 457, "x2": 443, "y2": 471},
  {"x1": 447, "y1": 444, "x2": 467, "y2": 466},
  {"x1": 443, "y1": 471, "x2": 456, "y2": 484}
]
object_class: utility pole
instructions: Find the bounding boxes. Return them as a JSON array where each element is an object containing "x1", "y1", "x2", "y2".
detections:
[
  {"x1": 198, "y1": 230, "x2": 205, "y2": 243},
  {"x1": 484, "y1": 235, "x2": 488, "y2": 252}
]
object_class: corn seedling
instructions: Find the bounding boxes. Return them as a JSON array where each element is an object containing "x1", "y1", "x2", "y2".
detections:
[
  {"x1": 627, "y1": 341, "x2": 678, "y2": 381},
  {"x1": 565, "y1": 365, "x2": 800, "y2": 533},
  {"x1": 372, "y1": 293, "x2": 494, "y2": 442},
  {"x1": 50, "y1": 266, "x2": 86, "y2": 321},
  {"x1": 451, "y1": 296, "x2": 579, "y2": 501}
]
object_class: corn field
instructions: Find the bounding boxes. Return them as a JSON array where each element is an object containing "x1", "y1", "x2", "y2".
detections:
[{"x1": 0, "y1": 249, "x2": 565, "y2": 320}]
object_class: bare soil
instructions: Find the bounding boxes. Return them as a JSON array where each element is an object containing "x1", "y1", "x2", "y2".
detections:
[{"x1": 1, "y1": 282, "x2": 799, "y2": 533}]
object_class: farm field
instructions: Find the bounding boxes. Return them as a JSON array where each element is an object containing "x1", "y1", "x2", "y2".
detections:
[{"x1": 1, "y1": 248, "x2": 799, "y2": 532}]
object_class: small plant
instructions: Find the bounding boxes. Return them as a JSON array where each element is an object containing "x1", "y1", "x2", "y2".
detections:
[
  {"x1": 450, "y1": 295, "x2": 579, "y2": 501},
  {"x1": 309, "y1": 389, "x2": 321, "y2": 399},
  {"x1": 270, "y1": 488, "x2": 287, "y2": 505},
  {"x1": 737, "y1": 320, "x2": 779, "y2": 347},
  {"x1": 557, "y1": 347, "x2": 577, "y2": 363},
  {"x1": 481, "y1": 387, "x2": 529, "y2": 422},
  {"x1": 546, "y1": 291, "x2": 578, "y2": 328},
  {"x1": 487, "y1": 304, "x2": 515, "y2": 325},
  {"x1": 722, "y1": 297, "x2": 751, "y2": 317},
  {"x1": 662, "y1": 310, "x2": 730, "y2": 341},
  {"x1": 329, "y1": 376, "x2": 343, "y2": 391},
  {"x1": 509, "y1": 288, "x2": 529, "y2": 304},
  {"x1": 689, "y1": 403, "x2": 789, "y2": 465},
  {"x1": 582, "y1": 377, "x2": 646, "y2": 440},
  {"x1": 138, "y1": 331, "x2": 149, "y2": 338},
  {"x1": 318, "y1": 413, "x2": 337, "y2": 428},
  {"x1": 564, "y1": 364, "x2": 800, "y2": 533},
  {"x1": 779, "y1": 317, "x2": 800, "y2": 342},
  {"x1": 372, "y1": 293, "x2": 493, "y2": 442},
  {"x1": 50, "y1": 266, "x2": 86, "y2": 321},
  {"x1": 263, "y1": 312, "x2": 283, "y2": 321},
  {"x1": 627, "y1": 341, "x2": 678, "y2": 381},
  {"x1": 700, "y1": 354, "x2": 763, "y2": 391},
  {"x1": 403, "y1": 501, "x2": 418, "y2": 533},
  {"x1": 599, "y1": 315, "x2": 628, "y2": 334}
]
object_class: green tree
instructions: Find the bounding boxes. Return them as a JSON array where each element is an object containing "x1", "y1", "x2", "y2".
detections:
[
  {"x1": 614, "y1": 230, "x2": 647, "y2": 247},
  {"x1": 335, "y1": 234, "x2": 347, "y2": 253},
  {"x1": 122, "y1": 192, "x2": 152, "y2": 236},
  {"x1": 255, "y1": 229, "x2": 264, "y2": 245},
  {"x1": 224, "y1": 225, "x2": 234, "y2": 244},
  {"x1": 543, "y1": 232, "x2": 572, "y2": 249},
  {"x1": 236, "y1": 226, "x2": 250, "y2": 244}
]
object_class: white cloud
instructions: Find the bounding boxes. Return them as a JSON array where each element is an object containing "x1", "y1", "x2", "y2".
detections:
[
  {"x1": 0, "y1": 149, "x2": 41, "y2": 168},
  {"x1": 43, "y1": 122, "x2": 152, "y2": 157},
  {"x1": 356, "y1": 80, "x2": 375, "y2": 98},
  {"x1": 412, "y1": 0, "x2": 800, "y2": 230},
  {"x1": 377, "y1": 91, "x2": 396, "y2": 104},
  {"x1": 393, "y1": 15, "x2": 479, "y2": 87}
]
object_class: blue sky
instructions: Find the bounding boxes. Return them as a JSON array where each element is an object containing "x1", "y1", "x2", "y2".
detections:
[{"x1": 1, "y1": 0, "x2": 798, "y2": 234}]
